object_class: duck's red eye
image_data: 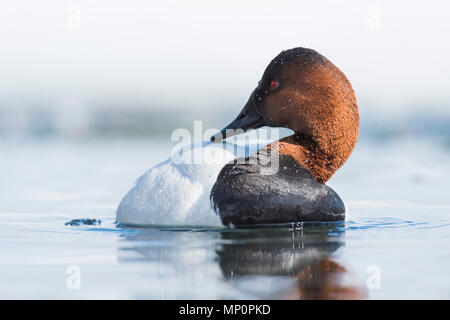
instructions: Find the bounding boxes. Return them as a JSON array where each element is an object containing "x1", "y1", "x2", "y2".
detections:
[{"x1": 270, "y1": 81, "x2": 278, "y2": 89}]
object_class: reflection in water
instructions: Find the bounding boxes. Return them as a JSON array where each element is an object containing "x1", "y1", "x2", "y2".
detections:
[
  {"x1": 118, "y1": 223, "x2": 366, "y2": 299},
  {"x1": 291, "y1": 258, "x2": 365, "y2": 300},
  {"x1": 218, "y1": 224, "x2": 366, "y2": 299},
  {"x1": 218, "y1": 224, "x2": 342, "y2": 276}
]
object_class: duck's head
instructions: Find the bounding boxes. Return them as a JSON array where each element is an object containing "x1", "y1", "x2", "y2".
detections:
[{"x1": 211, "y1": 47, "x2": 359, "y2": 182}]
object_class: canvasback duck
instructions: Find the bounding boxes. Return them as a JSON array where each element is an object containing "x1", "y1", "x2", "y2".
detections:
[
  {"x1": 116, "y1": 47, "x2": 359, "y2": 227},
  {"x1": 210, "y1": 47, "x2": 359, "y2": 226}
]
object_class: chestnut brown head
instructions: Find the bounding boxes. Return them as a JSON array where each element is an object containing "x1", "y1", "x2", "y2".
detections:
[{"x1": 212, "y1": 47, "x2": 360, "y2": 182}]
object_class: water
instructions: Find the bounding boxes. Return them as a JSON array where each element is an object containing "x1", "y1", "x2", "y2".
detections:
[{"x1": 1, "y1": 136, "x2": 449, "y2": 299}]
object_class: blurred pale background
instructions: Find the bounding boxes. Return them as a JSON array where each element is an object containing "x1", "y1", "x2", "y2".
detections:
[{"x1": 1, "y1": 0, "x2": 449, "y2": 139}]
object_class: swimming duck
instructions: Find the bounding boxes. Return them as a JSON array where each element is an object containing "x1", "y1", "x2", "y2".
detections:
[{"x1": 116, "y1": 47, "x2": 359, "y2": 227}]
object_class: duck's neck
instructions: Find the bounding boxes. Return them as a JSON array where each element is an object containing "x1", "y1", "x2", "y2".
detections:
[{"x1": 270, "y1": 132, "x2": 354, "y2": 183}]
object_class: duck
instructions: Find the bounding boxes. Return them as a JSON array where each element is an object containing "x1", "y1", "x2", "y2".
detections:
[{"x1": 116, "y1": 47, "x2": 359, "y2": 227}]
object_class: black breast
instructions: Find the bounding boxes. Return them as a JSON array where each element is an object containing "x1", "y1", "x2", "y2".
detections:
[{"x1": 210, "y1": 149, "x2": 345, "y2": 226}]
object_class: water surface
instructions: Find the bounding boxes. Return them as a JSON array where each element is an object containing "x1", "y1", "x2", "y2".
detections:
[{"x1": 1, "y1": 137, "x2": 449, "y2": 299}]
